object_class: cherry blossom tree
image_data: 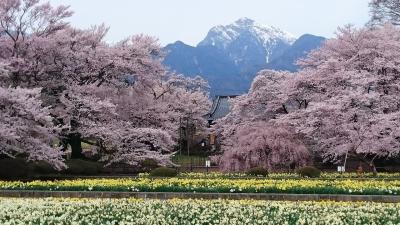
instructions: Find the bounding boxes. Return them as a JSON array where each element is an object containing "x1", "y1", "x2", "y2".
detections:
[
  {"x1": 215, "y1": 121, "x2": 310, "y2": 171},
  {"x1": 0, "y1": 0, "x2": 211, "y2": 167},
  {"x1": 282, "y1": 24, "x2": 400, "y2": 174},
  {"x1": 369, "y1": 0, "x2": 400, "y2": 26},
  {"x1": 216, "y1": 25, "x2": 400, "y2": 173},
  {"x1": 214, "y1": 70, "x2": 311, "y2": 171},
  {"x1": 75, "y1": 74, "x2": 210, "y2": 166}
]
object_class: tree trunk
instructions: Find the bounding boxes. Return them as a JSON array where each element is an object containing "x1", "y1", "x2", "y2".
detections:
[
  {"x1": 370, "y1": 162, "x2": 378, "y2": 177},
  {"x1": 69, "y1": 133, "x2": 84, "y2": 159},
  {"x1": 357, "y1": 155, "x2": 378, "y2": 177}
]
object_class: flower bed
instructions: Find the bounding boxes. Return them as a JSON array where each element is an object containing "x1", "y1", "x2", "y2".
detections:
[
  {"x1": 1, "y1": 177, "x2": 400, "y2": 195},
  {"x1": 0, "y1": 198, "x2": 399, "y2": 224},
  {"x1": 139, "y1": 172, "x2": 400, "y2": 179}
]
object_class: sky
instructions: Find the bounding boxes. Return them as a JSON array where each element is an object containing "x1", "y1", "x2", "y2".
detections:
[{"x1": 48, "y1": 0, "x2": 370, "y2": 46}]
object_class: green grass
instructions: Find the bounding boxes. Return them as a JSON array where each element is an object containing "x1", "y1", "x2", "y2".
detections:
[{"x1": 171, "y1": 155, "x2": 207, "y2": 166}]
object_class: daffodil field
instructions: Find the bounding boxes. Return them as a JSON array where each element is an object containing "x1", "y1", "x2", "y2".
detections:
[
  {"x1": 0, "y1": 198, "x2": 399, "y2": 225},
  {"x1": 153, "y1": 172, "x2": 400, "y2": 179},
  {"x1": 1, "y1": 176, "x2": 400, "y2": 195},
  {"x1": 1, "y1": 173, "x2": 400, "y2": 224}
]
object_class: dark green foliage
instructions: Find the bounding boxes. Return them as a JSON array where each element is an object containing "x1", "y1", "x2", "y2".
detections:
[
  {"x1": 297, "y1": 166, "x2": 321, "y2": 178},
  {"x1": 0, "y1": 158, "x2": 29, "y2": 180},
  {"x1": 246, "y1": 167, "x2": 269, "y2": 177},
  {"x1": 149, "y1": 167, "x2": 178, "y2": 177},
  {"x1": 140, "y1": 159, "x2": 159, "y2": 172},
  {"x1": 31, "y1": 161, "x2": 57, "y2": 174},
  {"x1": 64, "y1": 159, "x2": 103, "y2": 175}
]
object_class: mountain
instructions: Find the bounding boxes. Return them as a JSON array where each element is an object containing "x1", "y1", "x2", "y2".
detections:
[
  {"x1": 198, "y1": 18, "x2": 295, "y2": 76},
  {"x1": 163, "y1": 18, "x2": 325, "y2": 96},
  {"x1": 266, "y1": 34, "x2": 326, "y2": 71},
  {"x1": 164, "y1": 41, "x2": 247, "y2": 94}
]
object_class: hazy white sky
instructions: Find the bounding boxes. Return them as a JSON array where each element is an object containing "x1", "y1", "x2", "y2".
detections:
[{"x1": 48, "y1": 0, "x2": 370, "y2": 46}]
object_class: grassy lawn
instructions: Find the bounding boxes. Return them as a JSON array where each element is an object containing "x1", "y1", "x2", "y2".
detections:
[{"x1": 171, "y1": 155, "x2": 208, "y2": 166}]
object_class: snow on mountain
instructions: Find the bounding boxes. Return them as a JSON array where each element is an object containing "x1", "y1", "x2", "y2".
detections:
[{"x1": 198, "y1": 17, "x2": 296, "y2": 61}]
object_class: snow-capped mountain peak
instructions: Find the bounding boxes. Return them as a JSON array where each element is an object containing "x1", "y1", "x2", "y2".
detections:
[{"x1": 198, "y1": 18, "x2": 296, "y2": 50}]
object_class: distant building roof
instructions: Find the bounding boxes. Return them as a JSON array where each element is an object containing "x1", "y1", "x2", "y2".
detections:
[{"x1": 207, "y1": 95, "x2": 237, "y2": 122}]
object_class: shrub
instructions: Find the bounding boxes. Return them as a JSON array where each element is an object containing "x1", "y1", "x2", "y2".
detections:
[
  {"x1": 149, "y1": 167, "x2": 178, "y2": 177},
  {"x1": 64, "y1": 159, "x2": 103, "y2": 175},
  {"x1": 140, "y1": 159, "x2": 159, "y2": 172},
  {"x1": 246, "y1": 167, "x2": 269, "y2": 177},
  {"x1": 31, "y1": 161, "x2": 57, "y2": 174},
  {"x1": 0, "y1": 158, "x2": 29, "y2": 180},
  {"x1": 297, "y1": 166, "x2": 321, "y2": 178}
]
